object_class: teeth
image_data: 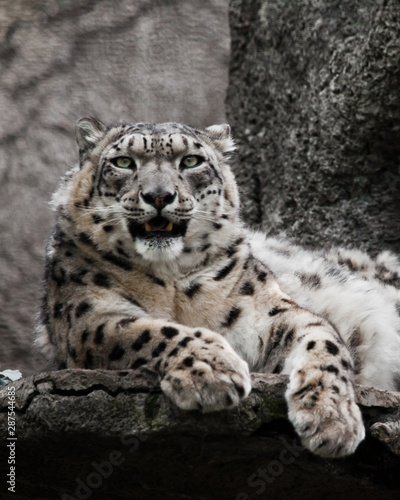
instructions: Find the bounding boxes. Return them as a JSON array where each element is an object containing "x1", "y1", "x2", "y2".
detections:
[{"x1": 144, "y1": 221, "x2": 174, "y2": 232}]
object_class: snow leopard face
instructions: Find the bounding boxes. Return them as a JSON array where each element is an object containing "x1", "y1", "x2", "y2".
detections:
[{"x1": 71, "y1": 118, "x2": 239, "y2": 262}]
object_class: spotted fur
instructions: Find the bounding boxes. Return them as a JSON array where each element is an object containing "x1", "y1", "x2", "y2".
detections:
[{"x1": 35, "y1": 117, "x2": 400, "y2": 457}]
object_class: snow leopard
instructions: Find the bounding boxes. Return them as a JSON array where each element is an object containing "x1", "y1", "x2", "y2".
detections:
[{"x1": 34, "y1": 117, "x2": 400, "y2": 458}]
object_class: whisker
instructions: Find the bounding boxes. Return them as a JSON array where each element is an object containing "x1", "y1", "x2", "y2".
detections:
[{"x1": 70, "y1": 203, "x2": 234, "y2": 227}]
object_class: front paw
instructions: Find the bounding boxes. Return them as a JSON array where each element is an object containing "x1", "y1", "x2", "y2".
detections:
[
  {"x1": 286, "y1": 377, "x2": 365, "y2": 457},
  {"x1": 160, "y1": 337, "x2": 251, "y2": 412}
]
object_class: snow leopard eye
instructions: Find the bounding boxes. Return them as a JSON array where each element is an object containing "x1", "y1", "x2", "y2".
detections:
[
  {"x1": 181, "y1": 155, "x2": 204, "y2": 168},
  {"x1": 112, "y1": 157, "x2": 134, "y2": 169}
]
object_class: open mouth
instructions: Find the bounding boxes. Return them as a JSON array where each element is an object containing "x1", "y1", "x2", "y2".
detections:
[{"x1": 128, "y1": 216, "x2": 188, "y2": 240}]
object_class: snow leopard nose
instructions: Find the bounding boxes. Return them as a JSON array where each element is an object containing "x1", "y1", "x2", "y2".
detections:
[{"x1": 141, "y1": 190, "x2": 177, "y2": 210}]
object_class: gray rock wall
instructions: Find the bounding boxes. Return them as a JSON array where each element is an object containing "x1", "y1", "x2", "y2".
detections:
[
  {"x1": 0, "y1": 0, "x2": 230, "y2": 375},
  {"x1": 227, "y1": 0, "x2": 400, "y2": 254}
]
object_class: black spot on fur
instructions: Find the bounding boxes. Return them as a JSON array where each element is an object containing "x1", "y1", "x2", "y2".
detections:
[
  {"x1": 92, "y1": 214, "x2": 103, "y2": 224},
  {"x1": 284, "y1": 329, "x2": 295, "y2": 346},
  {"x1": 53, "y1": 302, "x2": 63, "y2": 319},
  {"x1": 293, "y1": 384, "x2": 313, "y2": 397},
  {"x1": 66, "y1": 304, "x2": 73, "y2": 328},
  {"x1": 268, "y1": 306, "x2": 287, "y2": 317},
  {"x1": 222, "y1": 306, "x2": 241, "y2": 327},
  {"x1": 94, "y1": 324, "x2": 106, "y2": 345},
  {"x1": 93, "y1": 273, "x2": 111, "y2": 288},
  {"x1": 161, "y1": 326, "x2": 179, "y2": 339},
  {"x1": 168, "y1": 347, "x2": 179, "y2": 357},
  {"x1": 131, "y1": 358, "x2": 147, "y2": 369},
  {"x1": 85, "y1": 349, "x2": 94, "y2": 369},
  {"x1": 183, "y1": 357, "x2": 194, "y2": 367},
  {"x1": 185, "y1": 282, "x2": 201, "y2": 298},
  {"x1": 152, "y1": 341, "x2": 167, "y2": 357},
  {"x1": 59, "y1": 361, "x2": 67, "y2": 369},
  {"x1": 103, "y1": 225, "x2": 114, "y2": 232},
  {"x1": 257, "y1": 271, "x2": 267, "y2": 283},
  {"x1": 195, "y1": 331, "x2": 202, "y2": 338},
  {"x1": 68, "y1": 343, "x2": 78, "y2": 362},
  {"x1": 306, "y1": 322, "x2": 324, "y2": 328},
  {"x1": 131, "y1": 330, "x2": 151, "y2": 351},
  {"x1": 122, "y1": 294, "x2": 144, "y2": 310},
  {"x1": 324, "y1": 365, "x2": 339, "y2": 375},
  {"x1": 325, "y1": 340, "x2": 339, "y2": 355},
  {"x1": 209, "y1": 164, "x2": 223, "y2": 184},
  {"x1": 50, "y1": 261, "x2": 67, "y2": 287},
  {"x1": 226, "y1": 244, "x2": 238, "y2": 258},
  {"x1": 103, "y1": 252, "x2": 132, "y2": 271},
  {"x1": 349, "y1": 327, "x2": 362, "y2": 374},
  {"x1": 81, "y1": 329, "x2": 89, "y2": 343},
  {"x1": 147, "y1": 273, "x2": 165, "y2": 287},
  {"x1": 75, "y1": 301, "x2": 92, "y2": 318},
  {"x1": 214, "y1": 258, "x2": 237, "y2": 281},
  {"x1": 297, "y1": 272, "x2": 322, "y2": 289},
  {"x1": 307, "y1": 341, "x2": 316, "y2": 350},
  {"x1": 341, "y1": 359, "x2": 350, "y2": 370},
  {"x1": 225, "y1": 238, "x2": 243, "y2": 258},
  {"x1": 70, "y1": 269, "x2": 89, "y2": 285},
  {"x1": 341, "y1": 258, "x2": 357, "y2": 271},
  {"x1": 376, "y1": 266, "x2": 400, "y2": 287},
  {"x1": 200, "y1": 243, "x2": 211, "y2": 252},
  {"x1": 178, "y1": 337, "x2": 193, "y2": 348},
  {"x1": 79, "y1": 232, "x2": 93, "y2": 245},
  {"x1": 109, "y1": 343, "x2": 125, "y2": 361},
  {"x1": 239, "y1": 281, "x2": 254, "y2": 295},
  {"x1": 117, "y1": 246, "x2": 130, "y2": 259},
  {"x1": 118, "y1": 317, "x2": 137, "y2": 328},
  {"x1": 271, "y1": 325, "x2": 287, "y2": 349}
]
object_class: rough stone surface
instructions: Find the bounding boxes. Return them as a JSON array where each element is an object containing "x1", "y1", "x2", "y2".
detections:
[
  {"x1": 227, "y1": 0, "x2": 400, "y2": 255},
  {"x1": 0, "y1": 0, "x2": 230, "y2": 375},
  {"x1": 1, "y1": 371, "x2": 400, "y2": 499}
]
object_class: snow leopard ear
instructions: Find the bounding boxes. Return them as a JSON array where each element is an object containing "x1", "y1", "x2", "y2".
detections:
[
  {"x1": 205, "y1": 124, "x2": 236, "y2": 154},
  {"x1": 76, "y1": 117, "x2": 107, "y2": 154}
]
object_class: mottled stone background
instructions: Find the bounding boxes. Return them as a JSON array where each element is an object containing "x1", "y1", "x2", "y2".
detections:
[
  {"x1": 228, "y1": 0, "x2": 400, "y2": 253},
  {"x1": 1, "y1": 0, "x2": 400, "y2": 376}
]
